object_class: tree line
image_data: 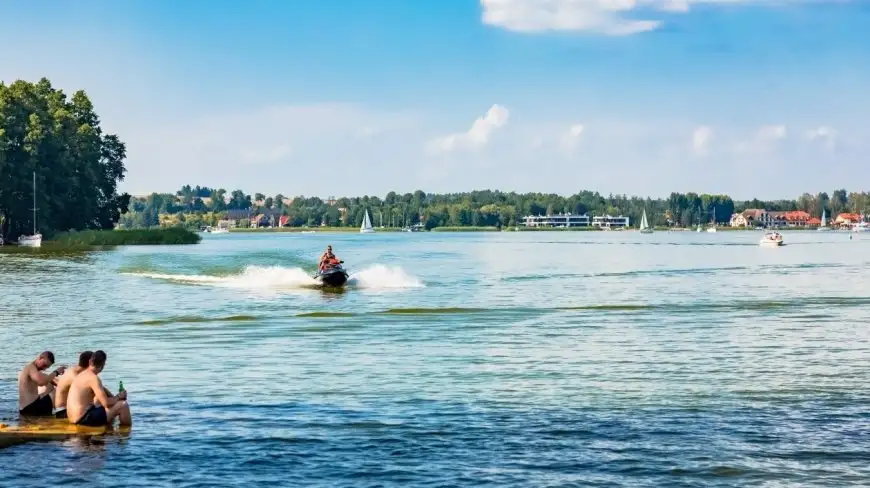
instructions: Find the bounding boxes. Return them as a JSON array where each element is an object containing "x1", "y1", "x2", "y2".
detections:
[
  {"x1": 118, "y1": 186, "x2": 870, "y2": 230},
  {"x1": 0, "y1": 78, "x2": 129, "y2": 241}
]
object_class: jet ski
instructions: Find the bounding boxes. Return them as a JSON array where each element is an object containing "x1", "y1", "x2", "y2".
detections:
[{"x1": 314, "y1": 261, "x2": 349, "y2": 287}]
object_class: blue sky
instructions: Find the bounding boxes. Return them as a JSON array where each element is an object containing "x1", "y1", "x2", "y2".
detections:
[{"x1": 2, "y1": 0, "x2": 868, "y2": 199}]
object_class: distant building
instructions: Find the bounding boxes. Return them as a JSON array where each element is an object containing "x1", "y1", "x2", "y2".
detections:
[
  {"x1": 730, "y1": 213, "x2": 750, "y2": 227},
  {"x1": 732, "y1": 209, "x2": 771, "y2": 228},
  {"x1": 592, "y1": 215, "x2": 630, "y2": 228},
  {"x1": 521, "y1": 213, "x2": 591, "y2": 227},
  {"x1": 836, "y1": 213, "x2": 861, "y2": 227},
  {"x1": 251, "y1": 208, "x2": 282, "y2": 228},
  {"x1": 767, "y1": 211, "x2": 811, "y2": 227}
]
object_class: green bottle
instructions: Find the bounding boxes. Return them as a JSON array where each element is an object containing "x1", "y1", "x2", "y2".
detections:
[{"x1": 119, "y1": 381, "x2": 124, "y2": 393}]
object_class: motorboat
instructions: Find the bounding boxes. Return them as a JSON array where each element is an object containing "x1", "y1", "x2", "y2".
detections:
[
  {"x1": 759, "y1": 231, "x2": 784, "y2": 247},
  {"x1": 314, "y1": 262, "x2": 349, "y2": 287}
]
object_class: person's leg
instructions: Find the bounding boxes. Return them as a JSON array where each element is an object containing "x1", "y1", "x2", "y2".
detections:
[{"x1": 107, "y1": 401, "x2": 132, "y2": 426}]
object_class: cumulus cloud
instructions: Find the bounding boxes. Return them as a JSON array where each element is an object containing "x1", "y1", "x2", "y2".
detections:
[
  {"x1": 429, "y1": 104, "x2": 510, "y2": 153},
  {"x1": 480, "y1": 0, "x2": 810, "y2": 36},
  {"x1": 691, "y1": 125, "x2": 712, "y2": 155}
]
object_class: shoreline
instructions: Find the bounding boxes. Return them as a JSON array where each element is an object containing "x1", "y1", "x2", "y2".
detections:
[{"x1": 219, "y1": 226, "x2": 838, "y2": 234}]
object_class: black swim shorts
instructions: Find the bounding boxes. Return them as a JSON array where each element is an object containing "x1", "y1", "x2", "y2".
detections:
[
  {"x1": 54, "y1": 408, "x2": 67, "y2": 419},
  {"x1": 75, "y1": 405, "x2": 108, "y2": 427},
  {"x1": 19, "y1": 395, "x2": 54, "y2": 416}
]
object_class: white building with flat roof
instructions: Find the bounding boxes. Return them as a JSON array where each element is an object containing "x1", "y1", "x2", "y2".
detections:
[
  {"x1": 521, "y1": 213, "x2": 591, "y2": 228},
  {"x1": 592, "y1": 215, "x2": 630, "y2": 228}
]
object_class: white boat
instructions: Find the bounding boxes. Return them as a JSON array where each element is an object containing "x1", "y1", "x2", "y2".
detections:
[
  {"x1": 852, "y1": 215, "x2": 868, "y2": 232},
  {"x1": 211, "y1": 226, "x2": 229, "y2": 234},
  {"x1": 706, "y1": 208, "x2": 717, "y2": 232},
  {"x1": 818, "y1": 209, "x2": 831, "y2": 231},
  {"x1": 17, "y1": 172, "x2": 42, "y2": 248},
  {"x1": 696, "y1": 225, "x2": 702, "y2": 232},
  {"x1": 639, "y1": 209, "x2": 653, "y2": 234},
  {"x1": 360, "y1": 209, "x2": 375, "y2": 234},
  {"x1": 760, "y1": 231, "x2": 784, "y2": 247}
]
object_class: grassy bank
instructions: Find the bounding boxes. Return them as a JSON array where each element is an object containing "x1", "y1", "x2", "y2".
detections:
[
  {"x1": 230, "y1": 226, "x2": 404, "y2": 233},
  {"x1": 431, "y1": 226, "x2": 500, "y2": 232},
  {"x1": 49, "y1": 228, "x2": 201, "y2": 246}
]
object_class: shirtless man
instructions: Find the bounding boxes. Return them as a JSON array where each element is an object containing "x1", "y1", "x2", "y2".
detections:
[
  {"x1": 319, "y1": 245, "x2": 340, "y2": 270},
  {"x1": 67, "y1": 350, "x2": 132, "y2": 427},
  {"x1": 18, "y1": 351, "x2": 66, "y2": 416},
  {"x1": 54, "y1": 351, "x2": 94, "y2": 419}
]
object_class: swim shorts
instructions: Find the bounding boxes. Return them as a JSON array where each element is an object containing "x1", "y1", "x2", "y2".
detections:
[
  {"x1": 19, "y1": 395, "x2": 54, "y2": 416},
  {"x1": 75, "y1": 405, "x2": 108, "y2": 426}
]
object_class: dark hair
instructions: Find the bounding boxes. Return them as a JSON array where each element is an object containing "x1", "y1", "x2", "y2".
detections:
[
  {"x1": 40, "y1": 351, "x2": 55, "y2": 364},
  {"x1": 91, "y1": 350, "x2": 107, "y2": 368},
  {"x1": 78, "y1": 351, "x2": 94, "y2": 368}
]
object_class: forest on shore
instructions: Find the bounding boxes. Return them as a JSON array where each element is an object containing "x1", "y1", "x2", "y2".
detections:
[{"x1": 119, "y1": 185, "x2": 869, "y2": 231}]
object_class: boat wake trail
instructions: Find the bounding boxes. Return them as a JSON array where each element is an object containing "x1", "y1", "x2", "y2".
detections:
[
  {"x1": 127, "y1": 264, "x2": 423, "y2": 291},
  {"x1": 347, "y1": 264, "x2": 423, "y2": 289}
]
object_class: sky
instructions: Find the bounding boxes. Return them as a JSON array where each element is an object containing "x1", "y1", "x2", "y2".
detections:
[{"x1": 1, "y1": 0, "x2": 868, "y2": 200}]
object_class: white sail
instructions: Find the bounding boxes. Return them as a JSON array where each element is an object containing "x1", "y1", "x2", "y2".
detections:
[
  {"x1": 360, "y1": 209, "x2": 374, "y2": 233},
  {"x1": 639, "y1": 209, "x2": 652, "y2": 233},
  {"x1": 821, "y1": 210, "x2": 826, "y2": 227}
]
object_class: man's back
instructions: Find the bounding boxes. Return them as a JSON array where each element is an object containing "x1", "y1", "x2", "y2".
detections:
[
  {"x1": 17, "y1": 363, "x2": 38, "y2": 410},
  {"x1": 66, "y1": 370, "x2": 99, "y2": 422},
  {"x1": 55, "y1": 366, "x2": 84, "y2": 408}
]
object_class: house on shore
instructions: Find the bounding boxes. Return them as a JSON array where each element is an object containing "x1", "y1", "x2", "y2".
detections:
[{"x1": 730, "y1": 209, "x2": 812, "y2": 228}]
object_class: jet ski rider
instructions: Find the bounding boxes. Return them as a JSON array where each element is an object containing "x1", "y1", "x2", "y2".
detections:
[{"x1": 319, "y1": 245, "x2": 340, "y2": 271}]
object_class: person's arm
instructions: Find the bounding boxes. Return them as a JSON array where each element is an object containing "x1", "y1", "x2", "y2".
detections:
[
  {"x1": 92, "y1": 376, "x2": 119, "y2": 409},
  {"x1": 28, "y1": 366, "x2": 61, "y2": 387}
]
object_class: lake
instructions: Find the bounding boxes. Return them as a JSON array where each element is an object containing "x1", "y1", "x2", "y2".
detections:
[{"x1": 2, "y1": 230, "x2": 869, "y2": 487}]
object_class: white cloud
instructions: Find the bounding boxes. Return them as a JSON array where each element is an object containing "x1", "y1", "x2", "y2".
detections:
[
  {"x1": 480, "y1": 0, "x2": 811, "y2": 36},
  {"x1": 805, "y1": 126, "x2": 836, "y2": 149},
  {"x1": 758, "y1": 124, "x2": 787, "y2": 141},
  {"x1": 560, "y1": 123, "x2": 585, "y2": 149},
  {"x1": 691, "y1": 125, "x2": 712, "y2": 155},
  {"x1": 734, "y1": 124, "x2": 787, "y2": 153},
  {"x1": 429, "y1": 104, "x2": 510, "y2": 154}
]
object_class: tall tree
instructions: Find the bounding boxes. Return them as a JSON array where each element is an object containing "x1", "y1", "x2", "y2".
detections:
[{"x1": 0, "y1": 79, "x2": 130, "y2": 240}]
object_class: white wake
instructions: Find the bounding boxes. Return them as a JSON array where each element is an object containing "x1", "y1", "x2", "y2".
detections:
[{"x1": 127, "y1": 264, "x2": 424, "y2": 291}]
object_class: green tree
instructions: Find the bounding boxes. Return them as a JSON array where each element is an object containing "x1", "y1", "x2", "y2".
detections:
[{"x1": 0, "y1": 78, "x2": 130, "y2": 240}]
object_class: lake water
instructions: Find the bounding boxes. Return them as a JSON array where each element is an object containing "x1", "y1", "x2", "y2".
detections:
[{"x1": 2, "y1": 230, "x2": 869, "y2": 487}]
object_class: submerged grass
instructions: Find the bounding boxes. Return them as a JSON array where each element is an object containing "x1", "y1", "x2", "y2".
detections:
[{"x1": 49, "y1": 228, "x2": 201, "y2": 246}]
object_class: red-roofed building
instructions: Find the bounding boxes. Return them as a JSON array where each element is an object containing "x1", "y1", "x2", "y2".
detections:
[
  {"x1": 279, "y1": 215, "x2": 290, "y2": 227},
  {"x1": 836, "y1": 213, "x2": 861, "y2": 225}
]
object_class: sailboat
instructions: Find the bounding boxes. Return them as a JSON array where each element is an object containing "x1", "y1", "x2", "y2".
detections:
[
  {"x1": 706, "y1": 207, "x2": 717, "y2": 233},
  {"x1": 818, "y1": 209, "x2": 831, "y2": 232},
  {"x1": 360, "y1": 209, "x2": 375, "y2": 234},
  {"x1": 17, "y1": 172, "x2": 42, "y2": 247},
  {"x1": 639, "y1": 209, "x2": 653, "y2": 234}
]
